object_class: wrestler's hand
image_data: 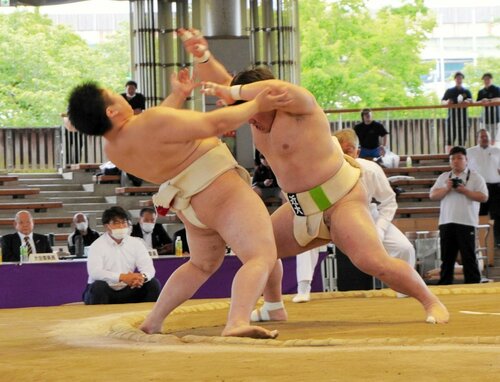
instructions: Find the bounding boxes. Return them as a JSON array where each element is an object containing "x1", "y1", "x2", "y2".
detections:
[
  {"x1": 170, "y1": 68, "x2": 199, "y2": 98},
  {"x1": 254, "y1": 88, "x2": 291, "y2": 112},
  {"x1": 201, "y1": 82, "x2": 234, "y2": 105},
  {"x1": 177, "y1": 28, "x2": 209, "y2": 61}
]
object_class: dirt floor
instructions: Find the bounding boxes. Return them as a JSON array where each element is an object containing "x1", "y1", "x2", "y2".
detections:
[{"x1": 1, "y1": 284, "x2": 500, "y2": 382}]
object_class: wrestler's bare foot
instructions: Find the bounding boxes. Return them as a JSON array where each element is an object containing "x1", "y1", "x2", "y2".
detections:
[
  {"x1": 139, "y1": 320, "x2": 162, "y2": 334},
  {"x1": 222, "y1": 324, "x2": 279, "y2": 339},
  {"x1": 250, "y1": 307, "x2": 288, "y2": 322},
  {"x1": 424, "y1": 300, "x2": 450, "y2": 324}
]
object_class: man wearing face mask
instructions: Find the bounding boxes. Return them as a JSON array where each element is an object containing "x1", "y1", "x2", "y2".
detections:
[
  {"x1": 68, "y1": 213, "x2": 100, "y2": 255},
  {"x1": 83, "y1": 206, "x2": 161, "y2": 305},
  {"x1": 131, "y1": 207, "x2": 173, "y2": 255}
]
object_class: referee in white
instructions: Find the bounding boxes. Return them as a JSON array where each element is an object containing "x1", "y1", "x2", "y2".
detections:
[{"x1": 430, "y1": 146, "x2": 489, "y2": 284}]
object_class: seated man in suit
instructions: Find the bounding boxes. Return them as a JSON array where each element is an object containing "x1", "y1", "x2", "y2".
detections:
[
  {"x1": 1, "y1": 210, "x2": 52, "y2": 262},
  {"x1": 67, "y1": 212, "x2": 100, "y2": 256},
  {"x1": 83, "y1": 206, "x2": 161, "y2": 305},
  {"x1": 131, "y1": 207, "x2": 173, "y2": 255}
]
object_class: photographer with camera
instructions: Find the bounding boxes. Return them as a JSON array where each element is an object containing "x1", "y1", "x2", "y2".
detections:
[{"x1": 430, "y1": 146, "x2": 489, "y2": 284}]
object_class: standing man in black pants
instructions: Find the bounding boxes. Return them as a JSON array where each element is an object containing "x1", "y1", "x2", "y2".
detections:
[
  {"x1": 430, "y1": 146, "x2": 489, "y2": 284},
  {"x1": 441, "y1": 72, "x2": 472, "y2": 153},
  {"x1": 467, "y1": 129, "x2": 500, "y2": 248}
]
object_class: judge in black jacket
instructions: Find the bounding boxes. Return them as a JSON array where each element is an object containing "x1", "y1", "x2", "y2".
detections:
[
  {"x1": 1, "y1": 210, "x2": 52, "y2": 262},
  {"x1": 131, "y1": 207, "x2": 173, "y2": 255}
]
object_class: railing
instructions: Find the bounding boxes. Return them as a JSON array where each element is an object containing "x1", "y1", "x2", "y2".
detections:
[
  {"x1": 0, "y1": 127, "x2": 106, "y2": 172},
  {"x1": 0, "y1": 102, "x2": 497, "y2": 172},
  {"x1": 327, "y1": 102, "x2": 500, "y2": 155}
]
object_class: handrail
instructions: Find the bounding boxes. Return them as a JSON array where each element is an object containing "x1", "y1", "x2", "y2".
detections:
[{"x1": 324, "y1": 101, "x2": 500, "y2": 114}]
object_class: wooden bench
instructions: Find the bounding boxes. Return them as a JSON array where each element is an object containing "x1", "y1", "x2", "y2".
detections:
[
  {"x1": 54, "y1": 233, "x2": 70, "y2": 243},
  {"x1": 0, "y1": 175, "x2": 19, "y2": 185},
  {"x1": 0, "y1": 188, "x2": 40, "y2": 199},
  {"x1": 115, "y1": 186, "x2": 159, "y2": 196},
  {"x1": 384, "y1": 165, "x2": 450, "y2": 176},
  {"x1": 93, "y1": 175, "x2": 121, "y2": 184},
  {"x1": 399, "y1": 154, "x2": 448, "y2": 163},
  {"x1": 0, "y1": 201, "x2": 63, "y2": 213},
  {"x1": 0, "y1": 217, "x2": 73, "y2": 227},
  {"x1": 396, "y1": 191, "x2": 430, "y2": 201},
  {"x1": 396, "y1": 206, "x2": 440, "y2": 218},
  {"x1": 139, "y1": 199, "x2": 153, "y2": 207},
  {"x1": 70, "y1": 163, "x2": 101, "y2": 171},
  {"x1": 390, "y1": 178, "x2": 436, "y2": 187}
]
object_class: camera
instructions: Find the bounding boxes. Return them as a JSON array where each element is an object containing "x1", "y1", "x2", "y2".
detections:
[{"x1": 451, "y1": 178, "x2": 463, "y2": 188}]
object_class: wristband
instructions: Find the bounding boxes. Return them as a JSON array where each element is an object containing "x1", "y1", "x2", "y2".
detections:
[
  {"x1": 194, "y1": 49, "x2": 211, "y2": 64},
  {"x1": 230, "y1": 85, "x2": 243, "y2": 101}
]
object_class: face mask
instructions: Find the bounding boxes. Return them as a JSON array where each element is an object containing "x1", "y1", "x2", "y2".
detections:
[
  {"x1": 141, "y1": 222, "x2": 155, "y2": 233},
  {"x1": 111, "y1": 227, "x2": 129, "y2": 240},
  {"x1": 76, "y1": 222, "x2": 88, "y2": 231}
]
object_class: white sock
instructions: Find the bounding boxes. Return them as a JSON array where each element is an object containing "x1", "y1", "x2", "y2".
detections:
[
  {"x1": 297, "y1": 280, "x2": 311, "y2": 295},
  {"x1": 263, "y1": 301, "x2": 284, "y2": 311}
]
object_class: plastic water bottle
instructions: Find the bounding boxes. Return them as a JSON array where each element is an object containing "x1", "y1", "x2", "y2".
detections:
[
  {"x1": 406, "y1": 156, "x2": 412, "y2": 168},
  {"x1": 19, "y1": 245, "x2": 28, "y2": 263},
  {"x1": 175, "y1": 236, "x2": 183, "y2": 257}
]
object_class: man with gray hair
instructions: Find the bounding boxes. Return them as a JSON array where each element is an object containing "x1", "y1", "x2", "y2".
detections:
[
  {"x1": 67, "y1": 212, "x2": 100, "y2": 256},
  {"x1": 1, "y1": 210, "x2": 52, "y2": 262},
  {"x1": 467, "y1": 129, "x2": 500, "y2": 247}
]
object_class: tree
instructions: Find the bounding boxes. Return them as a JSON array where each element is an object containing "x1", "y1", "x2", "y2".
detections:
[
  {"x1": 299, "y1": 0, "x2": 437, "y2": 112},
  {"x1": 462, "y1": 57, "x2": 500, "y2": 100},
  {"x1": 0, "y1": 10, "x2": 130, "y2": 127}
]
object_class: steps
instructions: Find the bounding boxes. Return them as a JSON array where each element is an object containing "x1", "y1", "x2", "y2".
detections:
[{"x1": 0, "y1": 171, "x2": 181, "y2": 245}]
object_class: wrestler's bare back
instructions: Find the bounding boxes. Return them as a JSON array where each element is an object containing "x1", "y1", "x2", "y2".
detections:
[{"x1": 104, "y1": 108, "x2": 220, "y2": 185}]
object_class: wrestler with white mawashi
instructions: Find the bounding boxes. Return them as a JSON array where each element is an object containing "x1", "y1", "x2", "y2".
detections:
[
  {"x1": 180, "y1": 28, "x2": 449, "y2": 325},
  {"x1": 67, "y1": 67, "x2": 292, "y2": 339}
]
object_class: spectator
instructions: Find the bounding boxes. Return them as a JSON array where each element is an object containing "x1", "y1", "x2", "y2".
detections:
[
  {"x1": 1, "y1": 210, "x2": 52, "y2": 262},
  {"x1": 121, "y1": 80, "x2": 146, "y2": 115},
  {"x1": 293, "y1": 129, "x2": 416, "y2": 302},
  {"x1": 430, "y1": 146, "x2": 488, "y2": 284},
  {"x1": 252, "y1": 154, "x2": 285, "y2": 204},
  {"x1": 131, "y1": 207, "x2": 173, "y2": 255},
  {"x1": 83, "y1": 206, "x2": 161, "y2": 305},
  {"x1": 67, "y1": 213, "x2": 100, "y2": 256},
  {"x1": 467, "y1": 129, "x2": 500, "y2": 247},
  {"x1": 442, "y1": 72, "x2": 472, "y2": 152},
  {"x1": 476, "y1": 73, "x2": 500, "y2": 145},
  {"x1": 353, "y1": 108, "x2": 389, "y2": 159}
]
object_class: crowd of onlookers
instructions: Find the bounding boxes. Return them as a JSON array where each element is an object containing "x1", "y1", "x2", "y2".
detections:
[
  {"x1": 5, "y1": 72, "x2": 498, "y2": 305},
  {"x1": 0, "y1": 206, "x2": 188, "y2": 305}
]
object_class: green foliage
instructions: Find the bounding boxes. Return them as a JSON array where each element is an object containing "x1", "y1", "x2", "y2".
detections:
[
  {"x1": 299, "y1": 0, "x2": 438, "y2": 112},
  {"x1": 0, "y1": 11, "x2": 130, "y2": 127},
  {"x1": 462, "y1": 57, "x2": 500, "y2": 100}
]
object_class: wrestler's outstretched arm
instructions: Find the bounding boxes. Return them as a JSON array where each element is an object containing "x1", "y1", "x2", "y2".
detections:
[
  {"x1": 160, "y1": 68, "x2": 198, "y2": 109},
  {"x1": 142, "y1": 88, "x2": 290, "y2": 142},
  {"x1": 202, "y1": 80, "x2": 317, "y2": 116},
  {"x1": 178, "y1": 28, "x2": 233, "y2": 85}
]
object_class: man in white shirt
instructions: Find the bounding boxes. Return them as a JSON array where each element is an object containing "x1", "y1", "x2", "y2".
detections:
[
  {"x1": 430, "y1": 146, "x2": 489, "y2": 284},
  {"x1": 293, "y1": 129, "x2": 415, "y2": 302},
  {"x1": 83, "y1": 206, "x2": 161, "y2": 305},
  {"x1": 467, "y1": 129, "x2": 500, "y2": 247}
]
